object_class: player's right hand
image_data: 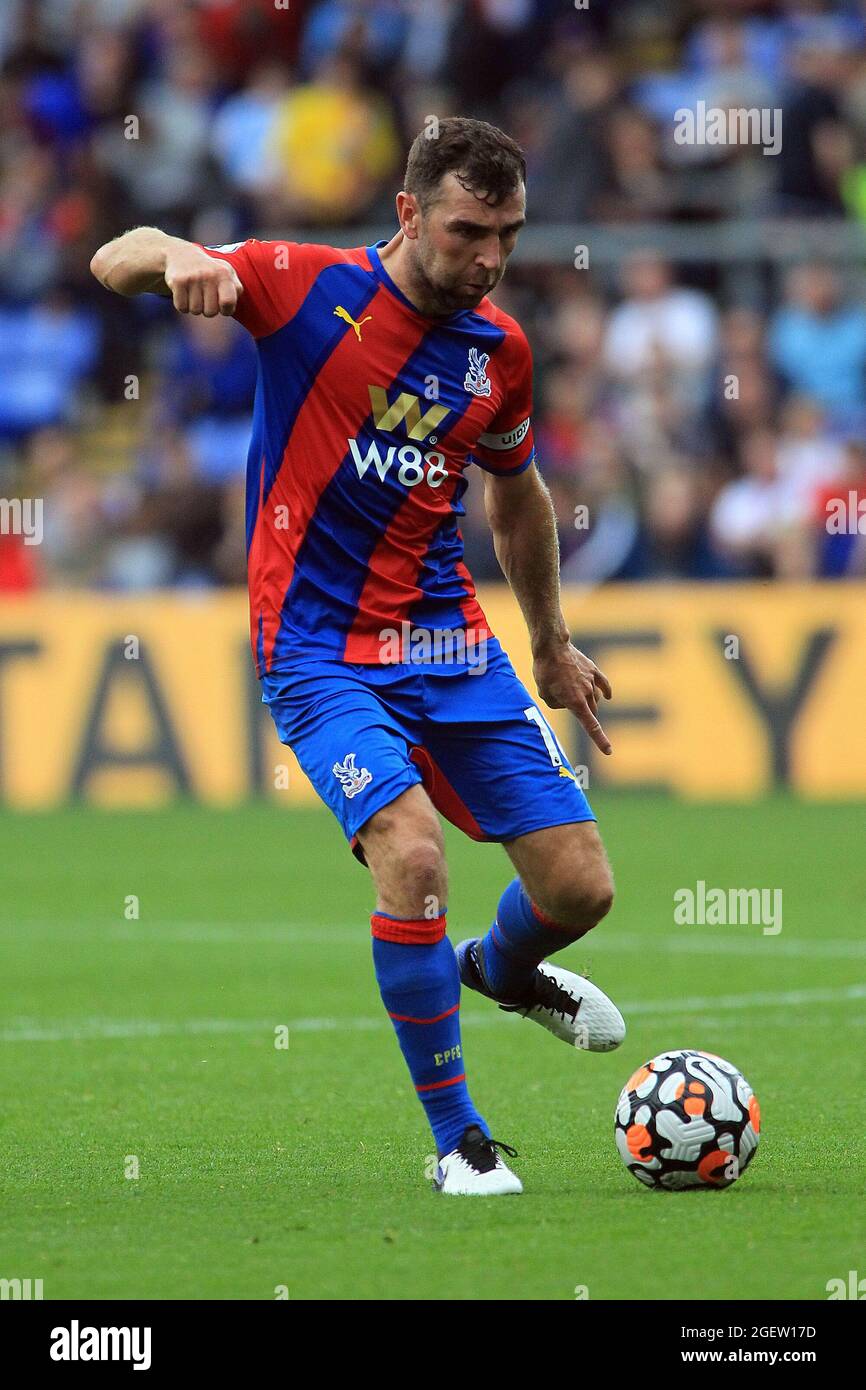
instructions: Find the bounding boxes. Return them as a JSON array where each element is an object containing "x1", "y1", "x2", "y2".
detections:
[{"x1": 164, "y1": 248, "x2": 244, "y2": 318}]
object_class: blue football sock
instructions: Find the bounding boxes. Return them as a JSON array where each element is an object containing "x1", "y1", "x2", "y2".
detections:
[
  {"x1": 478, "y1": 878, "x2": 579, "y2": 1001},
  {"x1": 372, "y1": 911, "x2": 487, "y2": 1157}
]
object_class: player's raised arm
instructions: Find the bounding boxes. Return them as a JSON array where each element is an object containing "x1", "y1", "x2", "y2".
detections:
[{"x1": 89, "y1": 227, "x2": 243, "y2": 317}]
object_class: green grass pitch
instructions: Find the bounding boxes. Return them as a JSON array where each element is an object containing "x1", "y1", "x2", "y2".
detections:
[{"x1": 1, "y1": 795, "x2": 863, "y2": 1301}]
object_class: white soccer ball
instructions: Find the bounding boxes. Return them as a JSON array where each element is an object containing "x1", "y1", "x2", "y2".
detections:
[{"x1": 614, "y1": 1049, "x2": 761, "y2": 1190}]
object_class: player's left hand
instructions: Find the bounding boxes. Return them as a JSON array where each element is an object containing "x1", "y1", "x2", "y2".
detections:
[{"x1": 533, "y1": 642, "x2": 613, "y2": 756}]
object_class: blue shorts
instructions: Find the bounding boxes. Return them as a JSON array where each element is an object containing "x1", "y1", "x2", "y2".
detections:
[{"x1": 261, "y1": 640, "x2": 595, "y2": 859}]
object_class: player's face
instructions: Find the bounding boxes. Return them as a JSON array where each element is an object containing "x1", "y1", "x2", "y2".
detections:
[{"x1": 411, "y1": 174, "x2": 526, "y2": 314}]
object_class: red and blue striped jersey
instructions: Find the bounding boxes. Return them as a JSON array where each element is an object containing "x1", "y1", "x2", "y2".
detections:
[{"x1": 201, "y1": 238, "x2": 536, "y2": 674}]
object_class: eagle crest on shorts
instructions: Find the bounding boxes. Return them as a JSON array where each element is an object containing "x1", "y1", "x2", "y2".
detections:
[{"x1": 332, "y1": 753, "x2": 373, "y2": 799}]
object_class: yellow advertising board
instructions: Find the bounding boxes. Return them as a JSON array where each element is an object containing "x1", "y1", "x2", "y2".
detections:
[{"x1": 0, "y1": 583, "x2": 860, "y2": 808}]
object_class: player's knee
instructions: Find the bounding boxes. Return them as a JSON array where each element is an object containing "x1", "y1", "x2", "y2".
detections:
[
  {"x1": 539, "y1": 866, "x2": 614, "y2": 934},
  {"x1": 391, "y1": 835, "x2": 447, "y2": 906},
  {"x1": 585, "y1": 872, "x2": 615, "y2": 928}
]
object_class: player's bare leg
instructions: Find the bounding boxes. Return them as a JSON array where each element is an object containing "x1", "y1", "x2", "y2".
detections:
[
  {"x1": 457, "y1": 820, "x2": 625, "y2": 1050},
  {"x1": 358, "y1": 785, "x2": 522, "y2": 1194},
  {"x1": 504, "y1": 820, "x2": 614, "y2": 929},
  {"x1": 358, "y1": 784, "x2": 448, "y2": 919}
]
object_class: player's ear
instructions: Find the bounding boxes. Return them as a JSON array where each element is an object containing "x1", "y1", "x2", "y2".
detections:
[{"x1": 396, "y1": 191, "x2": 420, "y2": 240}]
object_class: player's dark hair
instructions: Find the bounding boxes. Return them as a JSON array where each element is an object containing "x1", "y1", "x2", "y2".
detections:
[{"x1": 404, "y1": 117, "x2": 526, "y2": 212}]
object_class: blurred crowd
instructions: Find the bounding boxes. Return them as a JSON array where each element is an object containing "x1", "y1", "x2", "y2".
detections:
[{"x1": 1, "y1": 0, "x2": 866, "y2": 591}]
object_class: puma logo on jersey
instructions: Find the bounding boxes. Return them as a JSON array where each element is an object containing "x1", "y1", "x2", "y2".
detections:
[{"x1": 334, "y1": 305, "x2": 372, "y2": 341}]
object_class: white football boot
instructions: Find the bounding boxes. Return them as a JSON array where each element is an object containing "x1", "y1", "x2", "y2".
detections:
[
  {"x1": 433, "y1": 1125, "x2": 523, "y2": 1196},
  {"x1": 456, "y1": 939, "x2": 625, "y2": 1052}
]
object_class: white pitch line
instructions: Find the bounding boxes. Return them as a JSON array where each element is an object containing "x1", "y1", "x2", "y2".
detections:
[
  {"x1": 3, "y1": 922, "x2": 866, "y2": 960},
  {"x1": 1, "y1": 983, "x2": 864, "y2": 1044},
  {"x1": 0, "y1": 1014, "x2": 475, "y2": 1043},
  {"x1": 602, "y1": 933, "x2": 866, "y2": 962},
  {"x1": 0, "y1": 1018, "x2": 285, "y2": 1043},
  {"x1": 623, "y1": 982, "x2": 866, "y2": 1014}
]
